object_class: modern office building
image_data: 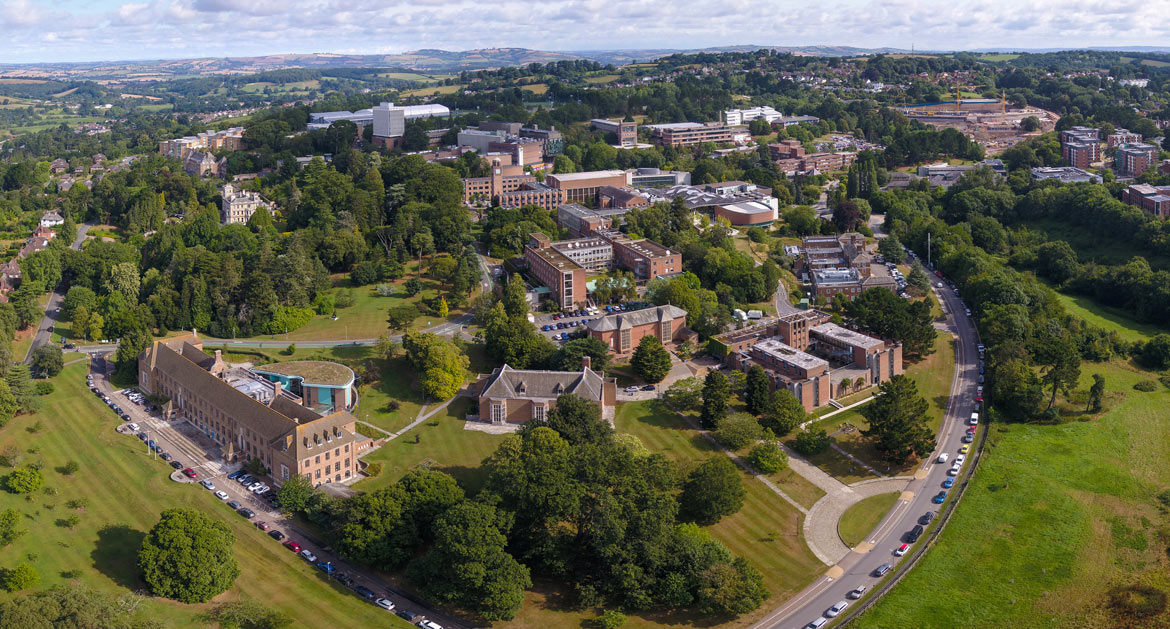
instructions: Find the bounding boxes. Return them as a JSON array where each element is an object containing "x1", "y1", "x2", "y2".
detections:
[
  {"x1": 1030, "y1": 166, "x2": 1102, "y2": 184},
  {"x1": 713, "y1": 200, "x2": 778, "y2": 226},
  {"x1": 558, "y1": 204, "x2": 635, "y2": 237},
  {"x1": 797, "y1": 233, "x2": 896, "y2": 299},
  {"x1": 251, "y1": 361, "x2": 357, "y2": 414},
  {"x1": 137, "y1": 335, "x2": 363, "y2": 487},
  {"x1": 598, "y1": 229, "x2": 682, "y2": 280},
  {"x1": 1060, "y1": 126, "x2": 1101, "y2": 168},
  {"x1": 159, "y1": 128, "x2": 244, "y2": 160},
  {"x1": 525, "y1": 233, "x2": 589, "y2": 308},
  {"x1": 590, "y1": 119, "x2": 638, "y2": 148},
  {"x1": 644, "y1": 122, "x2": 748, "y2": 147},
  {"x1": 627, "y1": 168, "x2": 691, "y2": 188},
  {"x1": 371, "y1": 102, "x2": 450, "y2": 149},
  {"x1": 723, "y1": 106, "x2": 783, "y2": 126},
  {"x1": 307, "y1": 109, "x2": 374, "y2": 130},
  {"x1": 1116, "y1": 142, "x2": 1159, "y2": 177},
  {"x1": 585, "y1": 305, "x2": 692, "y2": 356},
  {"x1": 545, "y1": 170, "x2": 631, "y2": 204}
]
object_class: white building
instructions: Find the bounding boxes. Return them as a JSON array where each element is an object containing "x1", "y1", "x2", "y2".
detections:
[
  {"x1": 39, "y1": 211, "x2": 64, "y2": 228},
  {"x1": 372, "y1": 102, "x2": 451, "y2": 144},
  {"x1": 723, "y1": 106, "x2": 783, "y2": 126},
  {"x1": 307, "y1": 109, "x2": 374, "y2": 130},
  {"x1": 220, "y1": 184, "x2": 269, "y2": 225}
]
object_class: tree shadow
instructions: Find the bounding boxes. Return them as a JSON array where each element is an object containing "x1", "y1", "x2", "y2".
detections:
[{"x1": 91, "y1": 524, "x2": 146, "y2": 590}]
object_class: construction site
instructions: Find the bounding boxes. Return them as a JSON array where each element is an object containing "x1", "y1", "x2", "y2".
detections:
[{"x1": 896, "y1": 92, "x2": 1059, "y2": 155}]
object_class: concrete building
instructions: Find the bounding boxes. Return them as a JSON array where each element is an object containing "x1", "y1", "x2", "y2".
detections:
[
  {"x1": 644, "y1": 122, "x2": 748, "y2": 147},
  {"x1": 723, "y1": 106, "x2": 783, "y2": 126},
  {"x1": 549, "y1": 236, "x2": 614, "y2": 272},
  {"x1": 1116, "y1": 143, "x2": 1159, "y2": 177},
  {"x1": 1060, "y1": 126, "x2": 1101, "y2": 168},
  {"x1": 627, "y1": 168, "x2": 691, "y2": 188},
  {"x1": 219, "y1": 184, "x2": 269, "y2": 225},
  {"x1": 517, "y1": 125, "x2": 564, "y2": 156},
  {"x1": 597, "y1": 186, "x2": 649, "y2": 209},
  {"x1": 775, "y1": 151, "x2": 859, "y2": 175},
  {"x1": 1122, "y1": 184, "x2": 1170, "y2": 218},
  {"x1": 797, "y1": 233, "x2": 896, "y2": 300},
  {"x1": 159, "y1": 128, "x2": 244, "y2": 161},
  {"x1": 457, "y1": 129, "x2": 545, "y2": 167},
  {"x1": 251, "y1": 361, "x2": 357, "y2": 414},
  {"x1": 307, "y1": 109, "x2": 374, "y2": 130},
  {"x1": 524, "y1": 227, "x2": 681, "y2": 307},
  {"x1": 558, "y1": 203, "x2": 634, "y2": 237},
  {"x1": 1031, "y1": 166, "x2": 1102, "y2": 184},
  {"x1": 912, "y1": 160, "x2": 1006, "y2": 188},
  {"x1": 525, "y1": 233, "x2": 588, "y2": 308},
  {"x1": 585, "y1": 304, "x2": 692, "y2": 356},
  {"x1": 371, "y1": 102, "x2": 450, "y2": 149},
  {"x1": 475, "y1": 359, "x2": 616, "y2": 425},
  {"x1": 714, "y1": 200, "x2": 778, "y2": 226},
  {"x1": 545, "y1": 170, "x2": 631, "y2": 204},
  {"x1": 137, "y1": 335, "x2": 364, "y2": 487},
  {"x1": 590, "y1": 119, "x2": 638, "y2": 148},
  {"x1": 640, "y1": 182, "x2": 778, "y2": 217}
]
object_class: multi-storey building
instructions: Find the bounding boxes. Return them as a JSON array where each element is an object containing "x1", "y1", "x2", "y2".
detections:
[
  {"x1": 585, "y1": 305, "x2": 692, "y2": 356},
  {"x1": 1107, "y1": 128, "x2": 1143, "y2": 148},
  {"x1": 524, "y1": 228, "x2": 682, "y2": 307},
  {"x1": 1122, "y1": 184, "x2": 1170, "y2": 218},
  {"x1": 137, "y1": 335, "x2": 363, "y2": 487},
  {"x1": 159, "y1": 128, "x2": 244, "y2": 160},
  {"x1": 1060, "y1": 126, "x2": 1101, "y2": 168},
  {"x1": 599, "y1": 230, "x2": 682, "y2": 280},
  {"x1": 545, "y1": 170, "x2": 631, "y2": 204},
  {"x1": 558, "y1": 204, "x2": 631, "y2": 238},
  {"x1": 1031, "y1": 166, "x2": 1102, "y2": 184},
  {"x1": 590, "y1": 119, "x2": 638, "y2": 148},
  {"x1": 371, "y1": 102, "x2": 450, "y2": 149},
  {"x1": 475, "y1": 357, "x2": 616, "y2": 425},
  {"x1": 644, "y1": 122, "x2": 748, "y2": 147},
  {"x1": 723, "y1": 106, "x2": 784, "y2": 125},
  {"x1": 1116, "y1": 142, "x2": 1159, "y2": 177},
  {"x1": 797, "y1": 233, "x2": 896, "y2": 300},
  {"x1": 307, "y1": 109, "x2": 374, "y2": 130},
  {"x1": 525, "y1": 233, "x2": 588, "y2": 308},
  {"x1": 220, "y1": 184, "x2": 269, "y2": 225},
  {"x1": 183, "y1": 151, "x2": 227, "y2": 178},
  {"x1": 775, "y1": 151, "x2": 859, "y2": 175},
  {"x1": 462, "y1": 159, "x2": 564, "y2": 209}
]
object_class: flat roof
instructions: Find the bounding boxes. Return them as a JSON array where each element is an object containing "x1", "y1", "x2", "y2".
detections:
[
  {"x1": 529, "y1": 245, "x2": 583, "y2": 270},
  {"x1": 812, "y1": 268, "x2": 861, "y2": 285},
  {"x1": 753, "y1": 338, "x2": 828, "y2": 370},
  {"x1": 253, "y1": 361, "x2": 355, "y2": 387},
  {"x1": 812, "y1": 322, "x2": 884, "y2": 350},
  {"x1": 547, "y1": 170, "x2": 627, "y2": 182},
  {"x1": 720, "y1": 201, "x2": 774, "y2": 215}
]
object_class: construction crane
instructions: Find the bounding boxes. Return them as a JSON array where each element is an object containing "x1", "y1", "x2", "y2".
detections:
[{"x1": 956, "y1": 86, "x2": 961, "y2": 113}]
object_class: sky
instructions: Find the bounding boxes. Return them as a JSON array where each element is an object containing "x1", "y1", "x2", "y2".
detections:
[{"x1": 2, "y1": 0, "x2": 1169, "y2": 64}]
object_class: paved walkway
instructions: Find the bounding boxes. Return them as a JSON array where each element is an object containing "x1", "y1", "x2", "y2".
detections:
[
  {"x1": 799, "y1": 394, "x2": 876, "y2": 429},
  {"x1": 802, "y1": 476, "x2": 913, "y2": 566}
]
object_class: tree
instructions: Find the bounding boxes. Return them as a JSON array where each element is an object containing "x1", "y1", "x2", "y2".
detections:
[
  {"x1": 1087, "y1": 373, "x2": 1106, "y2": 413},
  {"x1": 276, "y1": 474, "x2": 315, "y2": 513},
  {"x1": 403, "y1": 277, "x2": 423, "y2": 296},
  {"x1": 664, "y1": 377, "x2": 703, "y2": 411},
  {"x1": 401, "y1": 124, "x2": 430, "y2": 152},
  {"x1": 4, "y1": 467, "x2": 41, "y2": 494},
  {"x1": 5, "y1": 365, "x2": 34, "y2": 415},
  {"x1": 137, "y1": 508, "x2": 240, "y2": 603},
  {"x1": 700, "y1": 370, "x2": 730, "y2": 429},
  {"x1": 714, "y1": 413, "x2": 765, "y2": 450},
  {"x1": 631, "y1": 335, "x2": 671, "y2": 383},
  {"x1": 695, "y1": 557, "x2": 768, "y2": 616},
  {"x1": 0, "y1": 509, "x2": 24, "y2": 547},
  {"x1": 860, "y1": 375, "x2": 934, "y2": 465},
  {"x1": 526, "y1": 393, "x2": 610, "y2": 446},
  {"x1": 743, "y1": 365, "x2": 771, "y2": 415},
  {"x1": 30, "y1": 345, "x2": 63, "y2": 378},
  {"x1": 61, "y1": 460, "x2": 79, "y2": 476},
  {"x1": 759, "y1": 389, "x2": 805, "y2": 435},
  {"x1": 680, "y1": 457, "x2": 745, "y2": 525},
  {"x1": 791, "y1": 428, "x2": 831, "y2": 455},
  {"x1": 747, "y1": 441, "x2": 788, "y2": 474},
  {"x1": 206, "y1": 600, "x2": 293, "y2": 629},
  {"x1": 72, "y1": 305, "x2": 91, "y2": 341},
  {"x1": 402, "y1": 332, "x2": 469, "y2": 400},
  {"x1": 386, "y1": 303, "x2": 418, "y2": 333},
  {"x1": 878, "y1": 235, "x2": 905, "y2": 263},
  {"x1": 1138, "y1": 334, "x2": 1170, "y2": 370},
  {"x1": 907, "y1": 263, "x2": 931, "y2": 293},
  {"x1": 0, "y1": 380, "x2": 18, "y2": 428},
  {"x1": 553, "y1": 337, "x2": 611, "y2": 372},
  {"x1": 437, "y1": 296, "x2": 449, "y2": 318},
  {"x1": 832, "y1": 200, "x2": 862, "y2": 232},
  {"x1": 407, "y1": 501, "x2": 531, "y2": 621},
  {"x1": 2, "y1": 563, "x2": 37, "y2": 592},
  {"x1": 1031, "y1": 322, "x2": 1082, "y2": 411}
]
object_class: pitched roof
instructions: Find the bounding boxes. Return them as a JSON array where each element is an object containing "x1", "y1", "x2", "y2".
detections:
[
  {"x1": 479, "y1": 364, "x2": 605, "y2": 402},
  {"x1": 585, "y1": 304, "x2": 687, "y2": 333}
]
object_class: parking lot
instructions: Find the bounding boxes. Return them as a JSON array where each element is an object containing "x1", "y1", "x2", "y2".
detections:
[
  {"x1": 536, "y1": 302, "x2": 652, "y2": 343},
  {"x1": 87, "y1": 354, "x2": 466, "y2": 629}
]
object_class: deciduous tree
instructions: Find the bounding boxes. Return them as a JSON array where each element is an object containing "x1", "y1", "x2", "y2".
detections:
[
  {"x1": 860, "y1": 375, "x2": 934, "y2": 465},
  {"x1": 679, "y1": 457, "x2": 745, "y2": 525},
  {"x1": 137, "y1": 509, "x2": 239, "y2": 603}
]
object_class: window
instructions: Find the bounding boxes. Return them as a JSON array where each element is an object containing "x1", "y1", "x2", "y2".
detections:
[
  {"x1": 334, "y1": 448, "x2": 340, "y2": 456},
  {"x1": 620, "y1": 328, "x2": 632, "y2": 351},
  {"x1": 344, "y1": 444, "x2": 349, "y2": 453},
  {"x1": 345, "y1": 458, "x2": 350, "y2": 468},
  {"x1": 314, "y1": 469, "x2": 321, "y2": 479},
  {"x1": 325, "y1": 451, "x2": 330, "y2": 461},
  {"x1": 533, "y1": 404, "x2": 545, "y2": 421},
  {"x1": 491, "y1": 403, "x2": 505, "y2": 424},
  {"x1": 281, "y1": 464, "x2": 289, "y2": 480},
  {"x1": 315, "y1": 455, "x2": 320, "y2": 464}
]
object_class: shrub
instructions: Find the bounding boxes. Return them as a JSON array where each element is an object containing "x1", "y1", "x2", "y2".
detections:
[
  {"x1": 364, "y1": 463, "x2": 383, "y2": 478},
  {"x1": 66, "y1": 498, "x2": 89, "y2": 510},
  {"x1": 1108, "y1": 585, "x2": 1168, "y2": 619},
  {"x1": 596, "y1": 609, "x2": 627, "y2": 629},
  {"x1": 0, "y1": 446, "x2": 20, "y2": 467},
  {"x1": 376, "y1": 284, "x2": 397, "y2": 297},
  {"x1": 335, "y1": 289, "x2": 356, "y2": 309},
  {"x1": 60, "y1": 461, "x2": 79, "y2": 476},
  {"x1": 748, "y1": 441, "x2": 788, "y2": 474},
  {"x1": 715, "y1": 413, "x2": 765, "y2": 450},
  {"x1": 34, "y1": 382, "x2": 53, "y2": 396},
  {"x1": 5, "y1": 467, "x2": 42, "y2": 494},
  {"x1": 1134, "y1": 380, "x2": 1158, "y2": 392},
  {"x1": 791, "y1": 429, "x2": 832, "y2": 456},
  {"x1": 2, "y1": 563, "x2": 38, "y2": 591}
]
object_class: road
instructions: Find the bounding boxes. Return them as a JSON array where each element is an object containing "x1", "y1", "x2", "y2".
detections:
[
  {"x1": 88, "y1": 353, "x2": 471, "y2": 629},
  {"x1": 24, "y1": 222, "x2": 94, "y2": 365},
  {"x1": 752, "y1": 279, "x2": 980, "y2": 629}
]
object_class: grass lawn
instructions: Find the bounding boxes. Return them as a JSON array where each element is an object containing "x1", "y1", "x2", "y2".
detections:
[
  {"x1": 352, "y1": 356, "x2": 428, "y2": 434},
  {"x1": 401, "y1": 84, "x2": 463, "y2": 98},
  {"x1": 905, "y1": 329, "x2": 957, "y2": 433},
  {"x1": 0, "y1": 361, "x2": 410, "y2": 627},
  {"x1": 838, "y1": 492, "x2": 900, "y2": 548},
  {"x1": 353, "y1": 398, "x2": 506, "y2": 495},
  {"x1": 858, "y1": 360, "x2": 1170, "y2": 628},
  {"x1": 1049, "y1": 287, "x2": 1166, "y2": 343}
]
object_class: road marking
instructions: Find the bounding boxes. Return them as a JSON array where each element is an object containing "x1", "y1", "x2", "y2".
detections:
[
  {"x1": 868, "y1": 499, "x2": 911, "y2": 544},
  {"x1": 749, "y1": 576, "x2": 834, "y2": 628}
]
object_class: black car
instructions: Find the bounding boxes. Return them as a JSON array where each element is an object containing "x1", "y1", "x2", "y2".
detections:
[
  {"x1": 268, "y1": 530, "x2": 286, "y2": 541},
  {"x1": 641, "y1": 385, "x2": 655, "y2": 391},
  {"x1": 90, "y1": 387, "x2": 99, "y2": 393},
  {"x1": 136, "y1": 432, "x2": 147, "y2": 440},
  {"x1": 160, "y1": 453, "x2": 171, "y2": 461},
  {"x1": 237, "y1": 508, "x2": 255, "y2": 519},
  {"x1": 333, "y1": 572, "x2": 354, "y2": 586},
  {"x1": 353, "y1": 585, "x2": 376, "y2": 600},
  {"x1": 397, "y1": 610, "x2": 418, "y2": 622},
  {"x1": 918, "y1": 511, "x2": 936, "y2": 526},
  {"x1": 169, "y1": 461, "x2": 182, "y2": 469},
  {"x1": 905, "y1": 524, "x2": 924, "y2": 543}
]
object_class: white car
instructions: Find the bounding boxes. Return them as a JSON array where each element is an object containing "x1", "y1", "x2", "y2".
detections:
[
  {"x1": 127, "y1": 423, "x2": 139, "y2": 431},
  {"x1": 936, "y1": 452, "x2": 949, "y2": 464},
  {"x1": 825, "y1": 600, "x2": 849, "y2": 617},
  {"x1": 200, "y1": 480, "x2": 215, "y2": 490},
  {"x1": 948, "y1": 463, "x2": 961, "y2": 476},
  {"x1": 252, "y1": 484, "x2": 270, "y2": 494},
  {"x1": 624, "y1": 386, "x2": 639, "y2": 393},
  {"x1": 300, "y1": 549, "x2": 317, "y2": 562},
  {"x1": 214, "y1": 491, "x2": 229, "y2": 500},
  {"x1": 847, "y1": 585, "x2": 867, "y2": 599},
  {"x1": 246, "y1": 482, "x2": 263, "y2": 491},
  {"x1": 374, "y1": 597, "x2": 395, "y2": 611},
  {"x1": 954, "y1": 454, "x2": 966, "y2": 466},
  {"x1": 420, "y1": 622, "x2": 443, "y2": 629}
]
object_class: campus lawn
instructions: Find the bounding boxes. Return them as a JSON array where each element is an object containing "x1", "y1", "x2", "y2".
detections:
[
  {"x1": 858, "y1": 360, "x2": 1170, "y2": 628},
  {"x1": 353, "y1": 397, "x2": 505, "y2": 495},
  {"x1": 838, "y1": 492, "x2": 900, "y2": 548},
  {"x1": 1049, "y1": 287, "x2": 1166, "y2": 343},
  {"x1": 351, "y1": 356, "x2": 428, "y2": 435},
  {"x1": 0, "y1": 361, "x2": 409, "y2": 627}
]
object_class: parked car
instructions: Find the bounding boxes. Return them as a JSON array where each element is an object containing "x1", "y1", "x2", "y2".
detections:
[
  {"x1": 825, "y1": 600, "x2": 849, "y2": 617},
  {"x1": 333, "y1": 572, "x2": 354, "y2": 586},
  {"x1": 918, "y1": 511, "x2": 936, "y2": 526},
  {"x1": 214, "y1": 491, "x2": 229, "y2": 500},
  {"x1": 932, "y1": 491, "x2": 947, "y2": 504},
  {"x1": 127, "y1": 422, "x2": 139, "y2": 431},
  {"x1": 937, "y1": 452, "x2": 949, "y2": 464},
  {"x1": 316, "y1": 561, "x2": 335, "y2": 575},
  {"x1": 419, "y1": 621, "x2": 443, "y2": 629},
  {"x1": 268, "y1": 530, "x2": 285, "y2": 541},
  {"x1": 169, "y1": 461, "x2": 182, "y2": 470},
  {"x1": 942, "y1": 477, "x2": 954, "y2": 489},
  {"x1": 283, "y1": 540, "x2": 302, "y2": 553},
  {"x1": 354, "y1": 585, "x2": 376, "y2": 600},
  {"x1": 254, "y1": 486, "x2": 270, "y2": 496},
  {"x1": 182, "y1": 468, "x2": 197, "y2": 478},
  {"x1": 254, "y1": 521, "x2": 269, "y2": 531},
  {"x1": 894, "y1": 544, "x2": 909, "y2": 557},
  {"x1": 803, "y1": 619, "x2": 827, "y2": 629},
  {"x1": 374, "y1": 597, "x2": 395, "y2": 611},
  {"x1": 227, "y1": 470, "x2": 244, "y2": 480},
  {"x1": 847, "y1": 585, "x2": 868, "y2": 599},
  {"x1": 641, "y1": 385, "x2": 655, "y2": 391},
  {"x1": 246, "y1": 482, "x2": 263, "y2": 491},
  {"x1": 397, "y1": 610, "x2": 418, "y2": 622},
  {"x1": 624, "y1": 386, "x2": 639, "y2": 393},
  {"x1": 137, "y1": 432, "x2": 147, "y2": 440},
  {"x1": 873, "y1": 562, "x2": 892, "y2": 577},
  {"x1": 226, "y1": 500, "x2": 241, "y2": 509},
  {"x1": 159, "y1": 452, "x2": 171, "y2": 461},
  {"x1": 300, "y1": 550, "x2": 317, "y2": 562},
  {"x1": 962, "y1": 433, "x2": 975, "y2": 444},
  {"x1": 237, "y1": 508, "x2": 255, "y2": 518},
  {"x1": 200, "y1": 479, "x2": 215, "y2": 490}
]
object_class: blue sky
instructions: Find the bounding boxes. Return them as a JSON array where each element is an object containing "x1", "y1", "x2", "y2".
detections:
[{"x1": 0, "y1": 0, "x2": 1165, "y2": 63}]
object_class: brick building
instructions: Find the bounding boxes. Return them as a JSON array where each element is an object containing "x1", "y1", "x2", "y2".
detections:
[
  {"x1": 159, "y1": 128, "x2": 244, "y2": 160},
  {"x1": 137, "y1": 335, "x2": 363, "y2": 487},
  {"x1": 524, "y1": 233, "x2": 588, "y2": 308},
  {"x1": 1122, "y1": 184, "x2": 1170, "y2": 218},
  {"x1": 590, "y1": 119, "x2": 638, "y2": 148},
  {"x1": 545, "y1": 170, "x2": 632, "y2": 204},
  {"x1": 1060, "y1": 126, "x2": 1100, "y2": 168},
  {"x1": 1116, "y1": 143, "x2": 1159, "y2": 177},
  {"x1": 476, "y1": 358, "x2": 616, "y2": 425},
  {"x1": 644, "y1": 122, "x2": 748, "y2": 147},
  {"x1": 585, "y1": 304, "x2": 692, "y2": 356}
]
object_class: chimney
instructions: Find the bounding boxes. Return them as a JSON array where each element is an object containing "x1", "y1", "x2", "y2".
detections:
[
  {"x1": 214, "y1": 349, "x2": 222, "y2": 362},
  {"x1": 581, "y1": 355, "x2": 591, "y2": 370},
  {"x1": 270, "y1": 380, "x2": 281, "y2": 406}
]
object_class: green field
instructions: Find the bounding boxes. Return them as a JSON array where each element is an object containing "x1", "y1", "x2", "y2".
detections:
[
  {"x1": 838, "y1": 492, "x2": 901, "y2": 548},
  {"x1": 0, "y1": 361, "x2": 410, "y2": 627},
  {"x1": 977, "y1": 53, "x2": 1020, "y2": 61},
  {"x1": 1050, "y1": 288, "x2": 1166, "y2": 343},
  {"x1": 401, "y1": 84, "x2": 463, "y2": 98},
  {"x1": 858, "y1": 360, "x2": 1170, "y2": 628},
  {"x1": 585, "y1": 74, "x2": 621, "y2": 84}
]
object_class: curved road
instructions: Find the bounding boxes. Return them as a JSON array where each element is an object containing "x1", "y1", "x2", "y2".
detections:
[
  {"x1": 753, "y1": 280, "x2": 980, "y2": 629},
  {"x1": 23, "y1": 222, "x2": 93, "y2": 364}
]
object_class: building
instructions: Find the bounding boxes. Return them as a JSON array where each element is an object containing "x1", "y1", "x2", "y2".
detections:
[
  {"x1": 307, "y1": 109, "x2": 374, "y2": 130},
  {"x1": 597, "y1": 186, "x2": 649, "y2": 210},
  {"x1": 547, "y1": 236, "x2": 614, "y2": 272},
  {"x1": 644, "y1": 122, "x2": 748, "y2": 147},
  {"x1": 723, "y1": 106, "x2": 783, "y2": 126},
  {"x1": 590, "y1": 119, "x2": 638, "y2": 148},
  {"x1": 599, "y1": 229, "x2": 682, "y2": 280},
  {"x1": 586, "y1": 304, "x2": 692, "y2": 356},
  {"x1": 183, "y1": 151, "x2": 227, "y2": 178},
  {"x1": 627, "y1": 168, "x2": 690, "y2": 188},
  {"x1": 525, "y1": 233, "x2": 588, "y2": 308},
  {"x1": 457, "y1": 129, "x2": 546, "y2": 167},
  {"x1": 769, "y1": 140, "x2": 806, "y2": 160},
  {"x1": 1031, "y1": 166, "x2": 1102, "y2": 184},
  {"x1": 775, "y1": 115, "x2": 821, "y2": 127},
  {"x1": 137, "y1": 335, "x2": 363, "y2": 487},
  {"x1": 558, "y1": 203, "x2": 635, "y2": 237},
  {"x1": 49, "y1": 158, "x2": 68, "y2": 174},
  {"x1": 714, "y1": 200, "x2": 778, "y2": 226},
  {"x1": 220, "y1": 184, "x2": 269, "y2": 225},
  {"x1": 545, "y1": 170, "x2": 631, "y2": 204},
  {"x1": 639, "y1": 182, "x2": 779, "y2": 216},
  {"x1": 1122, "y1": 184, "x2": 1170, "y2": 218},
  {"x1": 1107, "y1": 128, "x2": 1143, "y2": 148},
  {"x1": 462, "y1": 158, "x2": 564, "y2": 209},
  {"x1": 1116, "y1": 143, "x2": 1159, "y2": 177},
  {"x1": 475, "y1": 358, "x2": 616, "y2": 425},
  {"x1": 911, "y1": 160, "x2": 1006, "y2": 188},
  {"x1": 371, "y1": 102, "x2": 450, "y2": 149},
  {"x1": 797, "y1": 233, "x2": 896, "y2": 300},
  {"x1": 517, "y1": 125, "x2": 564, "y2": 156},
  {"x1": 775, "y1": 151, "x2": 859, "y2": 175},
  {"x1": 250, "y1": 361, "x2": 357, "y2": 414},
  {"x1": 39, "y1": 211, "x2": 64, "y2": 228},
  {"x1": 1060, "y1": 126, "x2": 1101, "y2": 168},
  {"x1": 159, "y1": 128, "x2": 244, "y2": 161},
  {"x1": 710, "y1": 310, "x2": 902, "y2": 411}
]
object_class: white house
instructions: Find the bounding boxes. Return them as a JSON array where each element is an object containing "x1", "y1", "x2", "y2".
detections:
[{"x1": 39, "y1": 211, "x2": 64, "y2": 228}]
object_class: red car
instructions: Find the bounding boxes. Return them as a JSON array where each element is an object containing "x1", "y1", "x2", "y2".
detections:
[
  {"x1": 182, "y1": 468, "x2": 197, "y2": 478},
  {"x1": 255, "y1": 521, "x2": 269, "y2": 531},
  {"x1": 966, "y1": 426, "x2": 977, "y2": 434},
  {"x1": 975, "y1": 395, "x2": 983, "y2": 403},
  {"x1": 283, "y1": 540, "x2": 302, "y2": 553}
]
